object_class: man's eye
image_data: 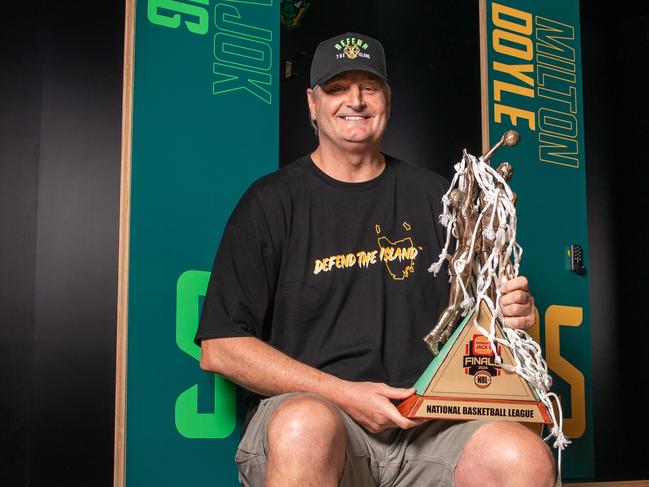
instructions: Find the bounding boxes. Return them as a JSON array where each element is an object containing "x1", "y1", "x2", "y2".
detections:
[{"x1": 362, "y1": 85, "x2": 378, "y2": 92}]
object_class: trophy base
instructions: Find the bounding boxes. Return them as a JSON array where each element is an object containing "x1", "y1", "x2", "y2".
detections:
[
  {"x1": 398, "y1": 394, "x2": 551, "y2": 423},
  {"x1": 400, "y1": 300, "x2": 551, "y2": 424}
]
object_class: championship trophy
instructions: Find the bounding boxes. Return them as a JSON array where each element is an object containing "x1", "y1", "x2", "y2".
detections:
[{"x1": 398, "y1": 131, "x2": 570, "y2": 459}]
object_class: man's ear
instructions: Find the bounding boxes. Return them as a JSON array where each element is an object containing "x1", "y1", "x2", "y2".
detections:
[{"x1": 306, "y1": 88, "x2": 317, "y2": 122}]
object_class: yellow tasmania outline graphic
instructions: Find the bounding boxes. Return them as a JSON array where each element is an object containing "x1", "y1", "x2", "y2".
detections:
[{"x1": 376, "y1": 220, "x2": 418, "y2": 281}]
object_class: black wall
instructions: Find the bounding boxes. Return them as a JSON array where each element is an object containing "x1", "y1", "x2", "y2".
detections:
[
  {"x1": 1, "y1": 1, "x2": 647, "y2": 485},
  {"x1": 1, "y1": 1, "x2": 124, "y2": 486},
  {"x1": 581, "y1": 3, "x2": 649, "y2": 480}
]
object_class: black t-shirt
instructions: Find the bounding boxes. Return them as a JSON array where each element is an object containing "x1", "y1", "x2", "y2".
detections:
[{"x1": 196, "y1": 154, "x2": 450, "y2": 427}]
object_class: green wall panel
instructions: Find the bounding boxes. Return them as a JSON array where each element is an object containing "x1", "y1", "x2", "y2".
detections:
[
  {"x1": 483, "y1": 0, "x2": 593, "y2": 478},
  {"x1": 126, "y1": 1, "x2": 279, "y2": 484}
]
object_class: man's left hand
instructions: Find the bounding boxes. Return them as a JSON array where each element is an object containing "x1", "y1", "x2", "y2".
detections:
[{"x1": 499, "y1": 276, "x2": 535, "y2": 331}]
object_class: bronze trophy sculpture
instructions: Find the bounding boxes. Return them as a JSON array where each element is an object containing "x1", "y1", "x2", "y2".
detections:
[
  {"x1": 423, "y1": 131, "x2": 519, "y2": 355},
  {"x1": 399, "y1": 131, "x2": 570, "y2": 472},
  {"x1": 422, "y1": 156, "x2": 481, "y2": 356}
]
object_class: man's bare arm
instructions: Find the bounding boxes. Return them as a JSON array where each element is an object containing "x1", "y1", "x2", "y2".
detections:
[{"x1": 200, "y1": 336, "x2": 423, "y2": 432}]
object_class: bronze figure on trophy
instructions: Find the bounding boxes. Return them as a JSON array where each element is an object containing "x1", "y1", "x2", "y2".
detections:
[{"x1": 423, "y1": 130, "x2": 519, "y2": 355}]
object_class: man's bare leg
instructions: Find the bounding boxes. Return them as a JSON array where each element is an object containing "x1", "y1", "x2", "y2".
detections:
[
  {"x1": 266, "y1": 395, "x2": 347, "y2": 487},
  {"x1": 455, "y1": 421, "x2": 556, "y2": 487}
]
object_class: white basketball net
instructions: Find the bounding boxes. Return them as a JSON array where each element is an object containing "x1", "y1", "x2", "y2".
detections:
[{"x1": 428, "y1": 150, "x2": 570, "y2": 474}]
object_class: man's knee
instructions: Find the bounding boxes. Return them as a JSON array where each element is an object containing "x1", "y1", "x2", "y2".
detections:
[
  {"x1": 495, "y1": 422, "x2": 555, "y2": 478},
  {"x1": 456, "y1": 421, "x2": 555, "y2": 487},
  {"x1": 266, "y1": 395, "x2": 346, "y2": 464}
]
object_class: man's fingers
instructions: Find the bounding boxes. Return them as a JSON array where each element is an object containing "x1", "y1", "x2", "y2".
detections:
[
  {"x1": 388, "y1": 410, "x2": 411, "y2": 429},
  {"x1": 386, "y1": 406, "x2": 427, "y2": 430},
  {"x1": 500, "y1": 275, "x2": 529, "y2": 294},
  {"x1": 394, "y1": 416, "x2": 427, "y2": 430},
  {"x1": 381, "y1": 385, "x2": 416, "y2": 400},
  {"x1": 402, "y1": 418, "x2": 428, "y2": 430},
  {"x1": 501, "y1": 302, "x2": 531, "y2": 317},
  {"x1": 504, "y1": 314, "x2": 536, "y2": 330},
  {"x1": 500, "y1": 289, "x2": 529, "y2": 307},
  {"x1": 375, "y1": 385, "x2": 424, "y2": 430}
]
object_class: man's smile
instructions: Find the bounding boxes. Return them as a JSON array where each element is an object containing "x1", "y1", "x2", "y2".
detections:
[{"x1": 338, "y1": 115, "x2": 371, "y2": 121}]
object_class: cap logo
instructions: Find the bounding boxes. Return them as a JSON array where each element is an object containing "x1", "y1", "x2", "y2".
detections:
[
  {"x1": 334, "y1": 37, "x2": 371, "y2": 60},
  {"x1": 343, "y1": 44, "x2": 360, "y2": 59}
]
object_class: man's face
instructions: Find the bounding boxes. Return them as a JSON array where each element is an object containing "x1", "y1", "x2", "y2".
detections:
[{"x1": 307, "y1": 70, "x2": 389, "y2": 151}]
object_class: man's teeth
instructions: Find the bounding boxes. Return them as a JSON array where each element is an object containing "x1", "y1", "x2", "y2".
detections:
[{"x1": 342, "y1": 116, "x2": 368, "y2": 120}]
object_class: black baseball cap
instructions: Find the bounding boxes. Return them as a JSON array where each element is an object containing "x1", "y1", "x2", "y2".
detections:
[{"x1": 310, "y1": 32, "x2": 388, "y2": 88}]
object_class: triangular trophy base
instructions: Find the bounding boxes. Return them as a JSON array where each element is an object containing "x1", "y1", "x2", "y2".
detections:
[{"x1": 399, "y1": 300, "x2": 551, "y2": 424}]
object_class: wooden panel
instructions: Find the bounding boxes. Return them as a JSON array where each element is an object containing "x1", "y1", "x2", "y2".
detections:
[{"x1": 113, "y1": 0, "x2": 135, "y2": 485}]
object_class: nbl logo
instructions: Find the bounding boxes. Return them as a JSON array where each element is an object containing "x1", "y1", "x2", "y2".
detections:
[{"x1": 463, "y1": 334, "x2": 501, "y2": 389}]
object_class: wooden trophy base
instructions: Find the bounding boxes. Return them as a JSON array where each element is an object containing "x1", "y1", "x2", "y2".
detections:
[{"x1": 398, "y1": 300, "x2": 551, "y2": 424}]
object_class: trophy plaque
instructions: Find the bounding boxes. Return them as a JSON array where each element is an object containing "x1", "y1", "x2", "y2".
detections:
[{"x1": 399, "y1": 131, "x2": 561, "y2": 432}]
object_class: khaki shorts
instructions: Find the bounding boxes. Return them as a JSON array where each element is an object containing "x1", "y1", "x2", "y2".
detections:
[{"x1": 235, "y1": 392, "x2": 489, "y2": 487}]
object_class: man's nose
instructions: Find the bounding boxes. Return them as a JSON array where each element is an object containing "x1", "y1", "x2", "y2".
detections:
[{"x1": 346, "y1": 85, "x2": 365, "y2": 110}]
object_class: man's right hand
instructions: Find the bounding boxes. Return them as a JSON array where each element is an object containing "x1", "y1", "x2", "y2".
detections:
[{"x1": 335, "y1": 381, "x2": 427, "y2": 433}]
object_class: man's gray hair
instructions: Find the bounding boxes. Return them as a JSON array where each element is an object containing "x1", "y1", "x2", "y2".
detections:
[{"x1": 309, "y1": 79, "x2": 392, "y2": 136}]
